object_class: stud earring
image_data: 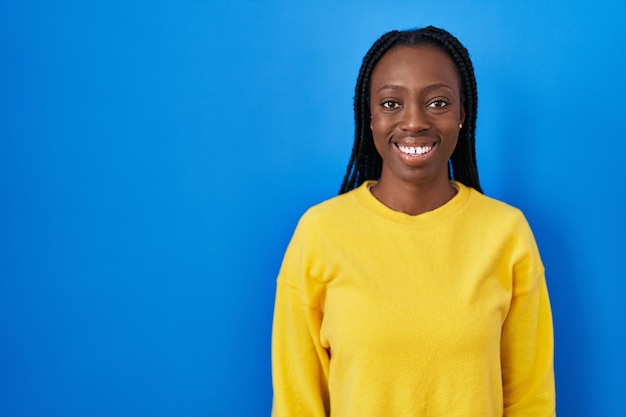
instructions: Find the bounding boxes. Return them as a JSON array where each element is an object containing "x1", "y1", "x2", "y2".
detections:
[{"x1": 459, "y1": 124, "x2": 463, "y2": 129}]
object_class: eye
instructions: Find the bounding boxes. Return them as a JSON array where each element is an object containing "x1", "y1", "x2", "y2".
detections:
[
  {"x1": 381, "y1": 100, "x2": 400, "y2": 109},
  {"x1": 428, "y1": 99, "x2": 450, "y2": 108}
]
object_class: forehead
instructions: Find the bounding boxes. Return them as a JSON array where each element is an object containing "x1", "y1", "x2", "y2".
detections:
[{"x1": 370, "y1": 45, "x2": 460, "y2": 90}]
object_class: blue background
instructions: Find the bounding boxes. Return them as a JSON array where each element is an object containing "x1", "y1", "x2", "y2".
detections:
[{"x1": 1, "y1": 1, "x2": 625, "y2": 416}]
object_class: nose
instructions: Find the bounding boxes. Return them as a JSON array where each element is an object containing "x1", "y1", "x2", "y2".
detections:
[{"x1": 399, "y1": 103, "x2": 430, "y2": 133}]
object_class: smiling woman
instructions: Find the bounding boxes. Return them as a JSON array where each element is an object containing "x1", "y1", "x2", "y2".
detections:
[{"x1": 271, "y1": 26, "x2": 555, "y2": 417}]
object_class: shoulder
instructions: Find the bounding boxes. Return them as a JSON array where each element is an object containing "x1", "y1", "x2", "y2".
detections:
[
  {"x1": 460, "y1": 185, "x2": 539, "y2": 257},
  {"x1": 464, "y1": 185, "x2": 530, "y2": 229},
  {"x1": 278, "y1": 189, "x2": 363, "y2": 285},
  {"x1": 460, "y1": 186, "x2": 545, "y2": 293},
  {"x1": 296, "y1": 189, "x2": 361, "y2": 231}
]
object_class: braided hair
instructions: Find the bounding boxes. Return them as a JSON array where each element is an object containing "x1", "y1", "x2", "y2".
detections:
[{"x1": 339, "y1": 26, "x2": 482, "y2": 194}]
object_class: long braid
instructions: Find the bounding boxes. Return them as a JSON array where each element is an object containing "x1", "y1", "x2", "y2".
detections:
[{"x1": 339, "y1": 26, "x2": 482, "y2": 194}]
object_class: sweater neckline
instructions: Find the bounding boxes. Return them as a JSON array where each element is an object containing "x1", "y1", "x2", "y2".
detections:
[{"x1": 353, "y1": 180, "x2": 472, "y2": 225}]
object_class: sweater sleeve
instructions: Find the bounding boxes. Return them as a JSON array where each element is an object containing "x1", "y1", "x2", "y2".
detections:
[
  {"x1": 271, "y1": 219, "x2": 330, "y2": 417},
  {"x1": 501, "y1": 222, "x2": 556, "y2": 416}
]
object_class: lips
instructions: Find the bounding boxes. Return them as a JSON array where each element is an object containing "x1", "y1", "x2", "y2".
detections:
[
  {"x1": 395, "y1": 143, "x2": 433, "y2": 156},
  {"x1": 393, "y1": 137, "x2": 438, "y2": 159}
]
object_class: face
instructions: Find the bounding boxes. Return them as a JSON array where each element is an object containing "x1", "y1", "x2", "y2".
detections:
[{"x1": 369, "y1": 45, "x2": 465, "y2": 189}]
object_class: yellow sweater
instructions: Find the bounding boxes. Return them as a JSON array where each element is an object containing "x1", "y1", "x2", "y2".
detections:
[{"x1": 272, "y1": 181, "x2": 555, "y2": 417}]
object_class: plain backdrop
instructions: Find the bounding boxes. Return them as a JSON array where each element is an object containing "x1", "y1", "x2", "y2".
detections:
[{"x1": 1, "y1": 1, "x2": 625, "y2": 416}]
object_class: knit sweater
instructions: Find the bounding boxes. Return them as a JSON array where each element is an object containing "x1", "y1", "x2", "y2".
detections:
[{"x1": 271, "y1": 181, "x2": 555, "y2": 417}]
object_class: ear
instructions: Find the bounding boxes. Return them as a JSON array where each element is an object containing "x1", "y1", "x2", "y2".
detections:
[{"x1": 459, "y1": 105, "x2": 466, "y2": 128}]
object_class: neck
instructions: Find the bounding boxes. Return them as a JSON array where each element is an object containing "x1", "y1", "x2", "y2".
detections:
[{"x1": 370, "y1": 178, "x2": 458, "y2": 216}]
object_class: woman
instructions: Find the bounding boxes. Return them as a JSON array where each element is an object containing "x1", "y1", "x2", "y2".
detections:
[{"x1": 271, "y1": 26, "x2": 555, "y2": 416}]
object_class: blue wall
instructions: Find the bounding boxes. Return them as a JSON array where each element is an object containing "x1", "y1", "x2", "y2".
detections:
[{"x1": 1, "y1": 1, "x2": 625, "y2": 416}]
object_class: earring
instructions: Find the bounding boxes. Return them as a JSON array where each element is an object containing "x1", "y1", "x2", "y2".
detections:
[{"x1": 459, "y1": 124, "x2": 463, "y2": 129}]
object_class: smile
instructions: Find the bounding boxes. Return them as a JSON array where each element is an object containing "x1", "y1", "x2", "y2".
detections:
[{"x1": 396, "y1": 144, "x2": 433, "y2": 156}]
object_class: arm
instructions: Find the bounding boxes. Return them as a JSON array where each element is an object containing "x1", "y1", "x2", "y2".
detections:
[
  {"x1": 501, "y1": 229, "x2": 556, "y2": 416},
  {"x1": 271, "y1": 226, "x2": 330, "y2": 417}
]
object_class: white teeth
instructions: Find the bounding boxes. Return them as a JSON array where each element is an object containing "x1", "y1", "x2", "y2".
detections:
[{"x1": 397, "y1": 144, "x2": 432, "y2": 155}]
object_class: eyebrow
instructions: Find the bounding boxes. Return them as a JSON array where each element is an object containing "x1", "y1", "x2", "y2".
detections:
[{"x1": 375, "y1": 83, "x2": 455, "y2": 94}]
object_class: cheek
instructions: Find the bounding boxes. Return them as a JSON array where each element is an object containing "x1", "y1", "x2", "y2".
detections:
[
  {"x1": 370, "y1": 115, "x2": 392, "y2": 136},
  {"x1": 369, "y1": 122, "x2": 387, "y2": 156},
  {"x1": 446, "y1": 130, "x2": 460, "y2": 154},
  {"x1": 370, "y1": 122, "x2": 388, "y2": 152},
  {"x1": 442, "y1": 116, "x2": 462, "y2": 138}
]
